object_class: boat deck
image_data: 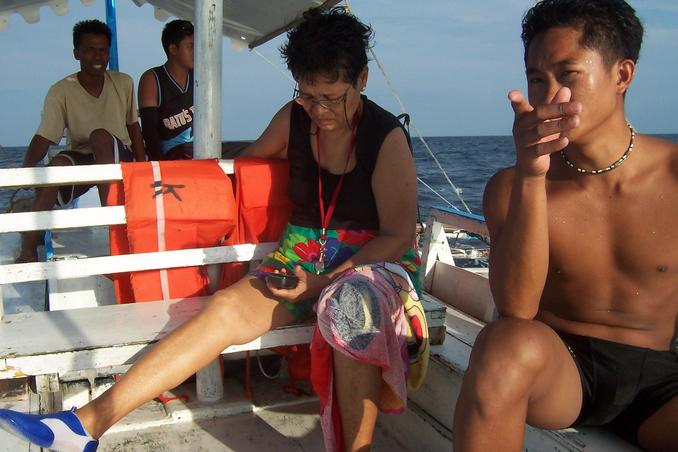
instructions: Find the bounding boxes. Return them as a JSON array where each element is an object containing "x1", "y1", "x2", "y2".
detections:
[{"x1": 0, "y1": 363, "x2": 407, "y2": 451}]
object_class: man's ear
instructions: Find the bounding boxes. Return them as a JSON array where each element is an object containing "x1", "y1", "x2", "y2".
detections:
[
  {"x1": 168, "y1": 43, "x2": 178, "y2": 57},
  {"x1": 616, "y1": 59, "x2": 636, "y2": 95},
  {"x1": 73, "y1": 48, "x2": 80, "y2": 61}
]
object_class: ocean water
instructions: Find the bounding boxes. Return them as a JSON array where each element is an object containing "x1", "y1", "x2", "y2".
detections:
[{"x1": 2, "y1": 134, "x2": 677, "y2": 216}]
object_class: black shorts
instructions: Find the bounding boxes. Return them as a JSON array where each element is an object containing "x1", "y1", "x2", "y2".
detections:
[
  {"x1": 559, "y1": 331, "x2": 678, "y2": 444},
  {"x1": 54, "y1": 140, "x2": 133, "y2": 205}
]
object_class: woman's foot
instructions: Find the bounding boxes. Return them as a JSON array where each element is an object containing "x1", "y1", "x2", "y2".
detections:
[{"x1": 0, "y1": 408, "x2": 98, "y2": 452}]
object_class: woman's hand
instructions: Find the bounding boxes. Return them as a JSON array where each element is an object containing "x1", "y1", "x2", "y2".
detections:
[{"x1": 266, "y1": 265, "x2": 332, "y2": 302}]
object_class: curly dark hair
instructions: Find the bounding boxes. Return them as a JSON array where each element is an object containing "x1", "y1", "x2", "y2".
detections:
[
  {"x1": 280, "y1": 7, "x2": 373, "y2": 85},
  {"x1": 522, "y1": 0, "x2": 644, "y2": 67},
  {"x1": 73, "y1": 19, "x2": 112, "y2": 50},
  {"x1": 161, "y1": 19, "x2": 194, "y2": 56}
]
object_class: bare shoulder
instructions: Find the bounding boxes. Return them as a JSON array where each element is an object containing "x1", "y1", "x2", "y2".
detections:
[
  {"x1": 138, "y1": 70, "x2": 156, "y2": 86},
  {"x1": 376, "y1": 126, "x2": 411, "y2": 164},
  {"x1": 637, "y1": 134, "x2": 678, "y2": 181},
  {"x1": 138, "y1": 70, "x2": 158, "y2": 107}
]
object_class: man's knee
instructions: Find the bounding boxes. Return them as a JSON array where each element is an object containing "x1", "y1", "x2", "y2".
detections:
[
  {"x1": 47, "y1": 155, "x2": 74, "y2": 167},
  {"x1": 89, "y1": 129, "x2": 116, "y2": 158},
  {"x1": 89, "y1": 128, "x2": 113, "y2": 147},
  {"x1": 463, "y1": 318, "x2": 554, "y2": 403}
]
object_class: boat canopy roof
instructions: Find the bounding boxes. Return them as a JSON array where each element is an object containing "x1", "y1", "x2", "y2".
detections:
[{"x1": 0, "y1": 0, "x2": 340, "y2": 48}]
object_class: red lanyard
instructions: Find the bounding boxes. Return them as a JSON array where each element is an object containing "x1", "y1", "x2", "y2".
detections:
[{"x1": 314, "y1": 108, "x2": 361, "y2": 273}]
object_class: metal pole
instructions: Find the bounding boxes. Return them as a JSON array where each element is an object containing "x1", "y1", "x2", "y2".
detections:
[
  {"x1": 194, "y1": 0, "x2": 224, "y2": 402},
  {"x1": 193, "y1": 0, "x2": 222, "y2": 159},
  {"x1": 105, "y1": 0, "x2": 120, "y2": 71}
]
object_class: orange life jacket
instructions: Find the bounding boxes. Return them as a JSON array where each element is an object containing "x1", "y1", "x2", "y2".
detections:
[
  {"x1": 217, "y1": 157, "x2": 293, "y2": 288},
  {"x1": 108, "y1": 160, "x2": 237, "y2": 303}
]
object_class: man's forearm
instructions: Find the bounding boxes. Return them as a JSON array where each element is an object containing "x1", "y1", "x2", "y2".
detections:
[
  {"x1": 22, "y1": 135, "x2": 52, "y2": 168},
  {"x1": 490, "y1": 175, "x2": 550, "y2": 319},
  {"x1": 127, "y1": 123, "x2": 147, "y2": 162}
]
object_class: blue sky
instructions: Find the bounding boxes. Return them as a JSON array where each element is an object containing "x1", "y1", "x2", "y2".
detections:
[{"x1": 1, "y1": 0, "x2": 677, "y2": 146}]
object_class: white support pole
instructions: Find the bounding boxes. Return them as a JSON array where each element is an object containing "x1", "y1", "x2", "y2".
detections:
[
  {"x1": 193, "y1": 0, "x2": 224, "y2": 401},
  {"x1": 194, "y1": 0, "x2": 223, "y2": 160}
]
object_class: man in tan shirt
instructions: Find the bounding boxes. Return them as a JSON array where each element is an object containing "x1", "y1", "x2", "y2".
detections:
[{"x1": 16, "y1": 19, "x2": 145, "y2": 263}]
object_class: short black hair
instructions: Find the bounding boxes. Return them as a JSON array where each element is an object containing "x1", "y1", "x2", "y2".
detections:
[
  {"x1": 522, "y1": 0, "x2": 644, "y2": 67},
  {"x1": 73, "y1": 20, "x2": 112, "y2": 50},
  {"x1": 161, "y1": 19, "x2": 194, "y2": 56},
  {"x1": 280, "y1": 7, "x2": 373, "y2": 85}
]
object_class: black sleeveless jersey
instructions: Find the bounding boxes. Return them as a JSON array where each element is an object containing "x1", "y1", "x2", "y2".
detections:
[
  {"x1": 150, "y1": 65, "x2": 194, "y2": 154},
  {"x1": 287, "y1": 96, "x2": 405, "y2": 230}
]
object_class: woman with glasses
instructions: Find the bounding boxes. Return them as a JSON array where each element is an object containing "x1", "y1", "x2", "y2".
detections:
[{"x1": 0, "y1": 8, "x2": 426, "y2": 452}]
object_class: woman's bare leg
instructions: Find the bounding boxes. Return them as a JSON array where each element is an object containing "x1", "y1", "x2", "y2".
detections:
[
  {"x1": 76, "y1": 276, "x2": 295, "y2": 438},
  {"x1": 334, "y1": 350, "x2": 381, "y2": 452}
]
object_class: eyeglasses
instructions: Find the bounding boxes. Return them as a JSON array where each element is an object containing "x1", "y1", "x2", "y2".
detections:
[{"x1": 292, "y1": 85, "x2": 350, "y2": 111}]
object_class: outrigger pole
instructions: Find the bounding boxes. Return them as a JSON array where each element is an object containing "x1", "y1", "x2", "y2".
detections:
[{"x1": 105, "y1": 0, "x2": 119, "y2": 71}]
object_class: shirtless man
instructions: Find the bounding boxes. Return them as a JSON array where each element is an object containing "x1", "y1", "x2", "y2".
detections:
[
  {"x1": 138, "y1": 20, "x2": 195, "y2": 161},
  {"x1": 15, "y1": 19, "x2": 145, "y2": 263},
  {"x1": 453, "y1": 1, "x2": 678, "y2": 451}
]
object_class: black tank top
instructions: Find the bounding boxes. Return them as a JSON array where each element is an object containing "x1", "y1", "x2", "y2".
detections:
[
  {"x1": 288, "y1": 96, "x2": 404, "y2": 230},
  {"x1": 151, "y1": 65, "x2": 194, "y2": 154}
]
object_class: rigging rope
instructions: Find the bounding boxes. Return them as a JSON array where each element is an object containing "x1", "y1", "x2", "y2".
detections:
[
  {"x1": 343, "y1": 0, "x2": 472, "y2": 213},
  {"x1": 252, "y1": 48, "x2": 295, "y2": 83},
  {"x1": 417, "y1": 177, "x2": 457, "y2": 209}
]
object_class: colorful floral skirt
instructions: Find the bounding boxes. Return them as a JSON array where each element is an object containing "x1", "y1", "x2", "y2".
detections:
[{"x1": 253, "y1": 223, "x2": 421, "y2": 320}]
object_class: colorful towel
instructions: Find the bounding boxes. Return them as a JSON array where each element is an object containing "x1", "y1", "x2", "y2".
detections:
[{"x1": 310, "y1": 263, "x2": 429, "y2": 452}]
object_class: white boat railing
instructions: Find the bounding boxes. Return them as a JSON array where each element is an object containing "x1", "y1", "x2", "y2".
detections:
[
  {"x1": 0, "y1": 161, "x2": 447, "y2": 411},
  {"x1": 0, "y1": 161, "x2": 235, "y2": 189}
]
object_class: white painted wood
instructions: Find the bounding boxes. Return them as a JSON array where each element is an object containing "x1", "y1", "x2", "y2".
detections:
[
  {"x1": 0, "y1": 296, "x2": 311, "y2": 377},
  {"x1": 421, "y1": 217, "x2": 455, "y2": 292},
  {"x1": 0, "y1": 164, "x2": 123, "y2": 188},
  {"x1": 0, "y1": 160, "x2": 236, "y2": 190},
  {"x1": 431, "y1": 261, "x2": 497, "y2": 323},
  {"x1": 0, "y1": 243, "x2": 278, "y2": 284},
  {"x1": 0, "y1": 206, "x2": 126, "y2": 233}
]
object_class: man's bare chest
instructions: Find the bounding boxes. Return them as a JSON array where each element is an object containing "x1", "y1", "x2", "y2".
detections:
[{"x1": 546, "y1": 181, "x2": 678, "y2": 280}]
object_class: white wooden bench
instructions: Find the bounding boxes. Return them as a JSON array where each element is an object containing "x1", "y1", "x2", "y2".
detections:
[
  {"x1": 383, "y1": 206, "x2": 642, "y2": 451},
  {"x1": 0, "y1": 162, "x2": 446, "y2": 413}
]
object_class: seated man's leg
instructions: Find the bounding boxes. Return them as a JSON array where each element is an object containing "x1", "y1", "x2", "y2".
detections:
[
  {"x1": 637, "y1": 396, "x2": 678, "y2": 451},
  {"x1": 0, "y1": 275, "x2": 295, "y2": 449},
  {"x1": 14, "y1": 153, "x2": 81, "y2": 263},
  {"x1": 88, "y1": 129, "x2": 133, "y2": 205},
  {"x1": 453, "y1": 318, "x2": 583, "y2": 452}
]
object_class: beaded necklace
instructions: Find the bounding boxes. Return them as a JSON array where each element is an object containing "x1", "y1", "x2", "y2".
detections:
[{"x1": 560, "y1": 123, "x2": 635, "y2": 175}]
